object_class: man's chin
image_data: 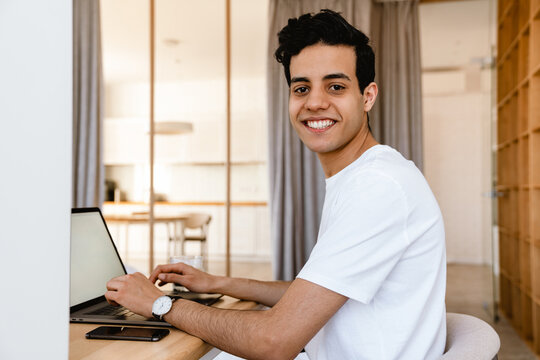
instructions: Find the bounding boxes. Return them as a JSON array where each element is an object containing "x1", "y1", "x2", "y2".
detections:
[
  {"x1": 296, "y1": 133, "x2": 338, "y2": 154},
  {"x1": 303, "y1": 143, "x2": 336, "y2": 155}
]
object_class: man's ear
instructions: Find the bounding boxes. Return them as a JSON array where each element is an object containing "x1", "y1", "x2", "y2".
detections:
[{"x1": 362, "y1": 82, "x2": 378, "y2": 112}]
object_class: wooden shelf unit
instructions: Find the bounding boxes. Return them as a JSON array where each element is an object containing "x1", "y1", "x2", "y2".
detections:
[{"x1": 497, "y1": 0, "x2": 540, "y2": 353}]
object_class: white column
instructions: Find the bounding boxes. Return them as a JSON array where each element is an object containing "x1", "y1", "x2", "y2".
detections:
[{"x1": 0, "y1": 1, "x2": 72, "y2": 359}]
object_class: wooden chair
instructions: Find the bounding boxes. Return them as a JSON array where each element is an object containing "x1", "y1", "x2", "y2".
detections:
[{"x1": 168, "y1": 213, "x2": 211, "y2": 261}]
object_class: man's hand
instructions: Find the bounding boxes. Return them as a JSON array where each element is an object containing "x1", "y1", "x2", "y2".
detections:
[
  {"x1": 105, "y1": 272, "x2": 163, "y2": 318},
  {"x1": 149, "y1": 262, "x2": 220, "y2": 294}
]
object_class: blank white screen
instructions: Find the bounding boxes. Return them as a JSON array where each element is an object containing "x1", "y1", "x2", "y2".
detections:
[{"x1": 70, "y1": 211, "x2": 126, "y2": 307}]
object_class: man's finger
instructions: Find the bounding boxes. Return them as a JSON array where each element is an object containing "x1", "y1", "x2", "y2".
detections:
[
  {"x1": 106, "y1": 280, "x2": 118, "y2": 291},
  {"x1": 106, "y1": 278, "x2": 125, "y2": 291},
  {"x1": 157, "y1": 273, "x2": 183, "y2": 286},
  {"x1": 105, "y1": 290, "x2": 119, "y2": 306},
  {"x1": 149, "y1": 264, "x2": 174, "y2": 283},
  {"x1": 149, "y1": 263, "x2": 188, "y2": 283},
  {"x1": 149, "y1": 265, "x2": 166, "y2": 283}
]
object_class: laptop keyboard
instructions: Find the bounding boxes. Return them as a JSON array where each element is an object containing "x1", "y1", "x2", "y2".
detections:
[{"x1": 86, "y1": 304, "x2": 137, "y2": 318}]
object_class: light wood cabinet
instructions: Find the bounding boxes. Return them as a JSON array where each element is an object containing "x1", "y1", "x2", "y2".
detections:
[{"x1": 497, "y1": 0, "x2": 540, "y2": 352}]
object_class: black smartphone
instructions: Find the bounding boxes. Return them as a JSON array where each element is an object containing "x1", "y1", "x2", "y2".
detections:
[{"x1": 85, "y1": 326, "x2": 170, "y2": 342}]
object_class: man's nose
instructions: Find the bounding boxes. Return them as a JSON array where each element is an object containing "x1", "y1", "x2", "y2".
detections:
[{"x1": 305, "y1": 88, "x2": 329, "y2": 111}]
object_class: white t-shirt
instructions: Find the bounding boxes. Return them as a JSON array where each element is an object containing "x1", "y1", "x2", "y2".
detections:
[{"x1": 297, "y1": 145, "x2": 446, "y2": 360}]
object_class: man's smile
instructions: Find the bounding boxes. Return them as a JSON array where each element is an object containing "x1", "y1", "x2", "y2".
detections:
[{"x1": 302, "y1": 117, "x2": 337, "y2": 131}]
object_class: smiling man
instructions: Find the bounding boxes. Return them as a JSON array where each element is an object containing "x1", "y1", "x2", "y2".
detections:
[
  {"x1": 287, "y1": 42, "x2": 378, "y2": 177},
  {"x1": 105, "y1": 10, "x2": 447, "y2": 360}
]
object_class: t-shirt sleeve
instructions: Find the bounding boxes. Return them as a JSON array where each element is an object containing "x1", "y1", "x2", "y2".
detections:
[{"x1": 297, "y1": 171, "x2": 409, "y2": 304}]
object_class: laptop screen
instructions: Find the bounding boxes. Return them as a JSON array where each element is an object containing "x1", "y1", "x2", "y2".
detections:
[{"x1": 70, "y1": 210, "x2": 126, "y2": 307}]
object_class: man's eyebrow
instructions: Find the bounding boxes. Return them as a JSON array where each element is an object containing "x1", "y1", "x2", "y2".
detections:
[
  {"x1": 290, "y1": 73, "x2": 351, "y2": 83},
  {"x1": 290, "y1": 76, "x2": 309, "y2": 84},
  {"x1": 323, "y1": 73, "x2": 351, "y2": 81}
]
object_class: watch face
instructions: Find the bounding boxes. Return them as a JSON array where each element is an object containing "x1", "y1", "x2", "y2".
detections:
[{"x1": 152, "y1": 296, "x2": 173, "y2": 316}]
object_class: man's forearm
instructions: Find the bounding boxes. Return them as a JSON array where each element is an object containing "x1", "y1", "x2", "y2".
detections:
[
  {"x1": 164, "y1": 299, "x2": 292, "y2": 360},
  {"x1": 212, "y1": 277, "x2": 291, "y2": 307},
  {"x1": 162, "y1": 279, "x2": 346, "y2": 360},
  {"x1": 150, "y1": 263, "x2": 291, "y2": 307}
]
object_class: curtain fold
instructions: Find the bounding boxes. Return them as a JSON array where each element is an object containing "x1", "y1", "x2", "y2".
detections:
[
  {"x1": 370, "y1": 0, "x2": 423, "y2": 170},
  {"x1": 73, "y1": 0, "x2": 104, "y2": 208},
  {"x1": 267, "y1": 0, "x2": 371, "y2": 280}
]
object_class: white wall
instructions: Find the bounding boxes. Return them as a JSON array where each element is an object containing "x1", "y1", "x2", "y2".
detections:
[
  {"x1": 420, "y1": 0, "x2": 496, "y2": 264},
  {"x1": 0, "y1": 1, "x2": 72, "y2": 359}
]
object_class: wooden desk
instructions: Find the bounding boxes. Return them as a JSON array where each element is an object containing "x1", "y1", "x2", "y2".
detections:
[
  {"x1": 104, "y1": 213, "x2": 190, "y2": 274},
  {"x1": 70, "y1": 297, "x2": 261, "y2": 360}
]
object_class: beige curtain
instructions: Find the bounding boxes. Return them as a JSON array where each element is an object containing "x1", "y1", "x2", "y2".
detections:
[
  {"x1": 267, "y1": 0, "x2": 371, "y2": 280},
  {"x1": 370, "y1": 0, "x2": 423, "y2": 169},
  {"x1": 73, "y1": 0, "x2": 104, "y2": 208}
]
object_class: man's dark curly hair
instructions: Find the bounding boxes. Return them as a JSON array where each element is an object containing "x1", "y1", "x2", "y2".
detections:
[{"x1": 274, "y1": 9, "x2": 375, "y2": 94}]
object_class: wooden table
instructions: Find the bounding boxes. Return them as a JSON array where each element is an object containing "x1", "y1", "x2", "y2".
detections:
[
  {"x1": 70, "y1": 297, "x2": 262, "y2": 360},
  {"x1": 104, "y1": 213, "x2": 190, "y2": 274}
]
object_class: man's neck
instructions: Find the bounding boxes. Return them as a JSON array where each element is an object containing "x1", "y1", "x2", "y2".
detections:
[{"x1": 318, "y1": 129, "x2": 379, "y2": 178}]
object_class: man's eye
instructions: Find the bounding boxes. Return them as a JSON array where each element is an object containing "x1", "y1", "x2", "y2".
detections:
[
  {"x1": 330, "y1": 84, "x2": 345, "y2": 91},
  {"x1": 294, "y1": 86, "x2": 309, "y2": 94}
]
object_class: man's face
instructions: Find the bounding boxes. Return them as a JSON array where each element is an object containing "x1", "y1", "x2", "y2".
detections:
[{"x1": 288, "y1": 43, "x2": 369, "y2": 156}]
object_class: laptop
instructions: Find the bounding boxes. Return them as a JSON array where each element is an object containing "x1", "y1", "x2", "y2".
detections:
[{"x1": 70, "y1": 207, "x2": 221, "y2": 327}]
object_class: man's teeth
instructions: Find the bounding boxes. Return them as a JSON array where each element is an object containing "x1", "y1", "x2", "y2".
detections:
[{"x1": 306, "y1": 120, "x2": 335, "y2": 129}]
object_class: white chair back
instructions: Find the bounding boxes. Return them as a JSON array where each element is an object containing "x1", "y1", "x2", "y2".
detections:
[
  {"x1": 184, "y1": 213, "x2": 211, "y2": 230},
  {"x1": 441, "y1": 313, "x2": 500, "y2": 360}
]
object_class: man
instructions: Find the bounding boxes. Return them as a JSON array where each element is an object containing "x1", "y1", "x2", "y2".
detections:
[{"x1": 105, "y1": 10, "x2": 446, "y2": 360}]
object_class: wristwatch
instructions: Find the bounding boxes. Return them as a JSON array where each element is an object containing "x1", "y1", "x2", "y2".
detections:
[{"x1": 152, "y1": 295, "x2": 175, "y2": 320}]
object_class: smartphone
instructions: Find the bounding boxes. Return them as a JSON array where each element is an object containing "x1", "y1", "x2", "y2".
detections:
[{"x1": 86, "y1": 326, "x2": 170, "y2": 342}]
